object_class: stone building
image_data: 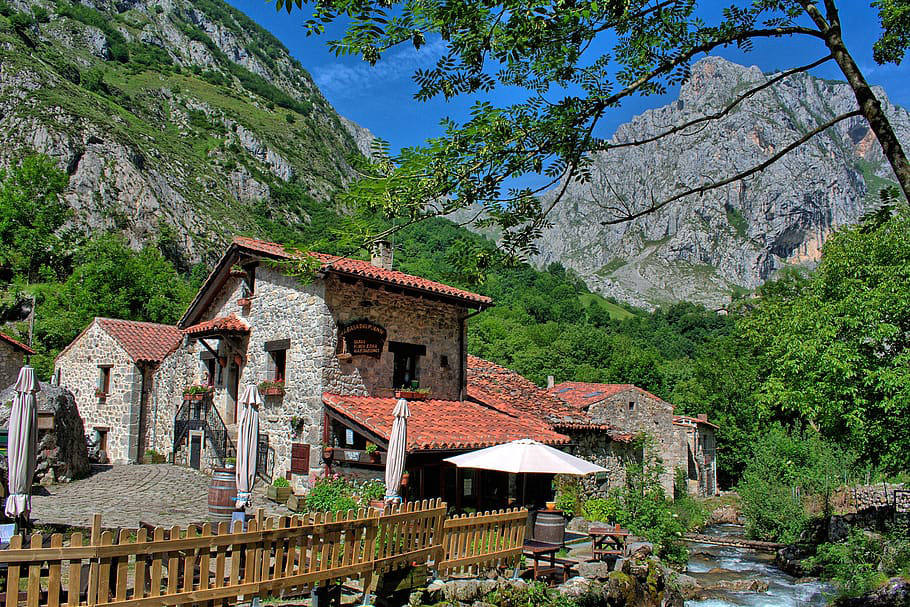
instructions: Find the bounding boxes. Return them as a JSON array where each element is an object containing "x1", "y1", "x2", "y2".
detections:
[
  {"x1": 54, "y1": 318, "x2": 182, "y2": 464},
  {"x1": 0, "y1": 332, "x2": 34, "y2": 387},
  {"x1": 548, "y1": 382, "x2": 718, "y2": 496}
]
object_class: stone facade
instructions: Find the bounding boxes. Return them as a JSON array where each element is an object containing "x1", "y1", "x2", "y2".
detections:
[
  {"x1": 150, "y1": 263, "x2": 469, "y2": 490},
  {"x1": 0, "y1": 339, "x2": 27, "y2": 388},
  {"x1": 674, "y1": 418, "x2": 717, "y2": 496},
  {"x1": 564, "y1": 430, "x2": 637, "y2": 496},
  {"x1": 585, "y1": 388, "x2": 686, "y2": 496},
  {"x1": 54, "y1": 322, "x2": 144, "y2": 464}
]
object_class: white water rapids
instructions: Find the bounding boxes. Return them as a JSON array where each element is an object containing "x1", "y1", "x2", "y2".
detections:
[{"x1": 684, "y1": 525, "x2": 832, "y2": 607}]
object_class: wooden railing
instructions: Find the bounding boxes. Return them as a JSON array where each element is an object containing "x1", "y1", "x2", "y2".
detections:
[{"x1": 0, "y1": 502, "x2": 528, "y2": 607}]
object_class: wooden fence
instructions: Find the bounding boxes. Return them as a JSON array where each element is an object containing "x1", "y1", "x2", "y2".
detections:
[{"x1": 0, "y1": 501, "x2": 527, "y2": 607}]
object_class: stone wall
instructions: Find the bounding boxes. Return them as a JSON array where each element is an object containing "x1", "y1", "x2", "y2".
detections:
[
  {"x1": 566, "y1": 429, "x2": 638, "y2": 496},
  {"x1": 586, "y1": 390, "x2": 684, "y2": 496},
  {"x1": 0, "y1": 342, "x2": 25, "y2": 388},
  {"x1": 54, "y1": 322, "x2": 142, "y2": 464},
  {"x1": 675, "y1": 422, "x2": 718, "y2": 496},
  {"x1": 153, "y1": 265, "x2": 471, "y2": 490}
]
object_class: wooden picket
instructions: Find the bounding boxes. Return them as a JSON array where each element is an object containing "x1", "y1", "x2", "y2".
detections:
[
  {"x1": 0, "y1": 500, "x2": 527, "y2": 607},
  {"x1": 438, "y1": 508, "x2": 527, "y2": 576}
]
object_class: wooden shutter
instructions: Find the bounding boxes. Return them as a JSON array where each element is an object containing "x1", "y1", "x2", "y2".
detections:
[{"x1": 290, "y1": 443, "x2": 310, "y2": 475}]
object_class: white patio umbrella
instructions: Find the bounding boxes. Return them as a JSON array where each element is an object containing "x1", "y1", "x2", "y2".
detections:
[
  {"x1": 5, "y1": 366, "x2": 39, "y2": 518},
  {"x1": 444, "y1": 439, "x2": 607, "y2": 475},
  {"x1": 384, "y1": 398, "x2": 410, "y2": 501},
  {"x1": 234, "y1": 385, "x2": 261, "y2": 510}
]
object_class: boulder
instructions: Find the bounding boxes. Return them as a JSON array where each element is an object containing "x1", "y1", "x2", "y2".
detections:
[
  {"x1": 577, "y1": 561, "x2": 613, "y2": 580},
  {"x1": 556, "y1": 576, "x2": 593, "y2": 598},
  {"x1": 709, "y1": 578, "x2": 769, "y2": 593},
  {"x1": 838, "y1": 577, "x2": 910, "y2": 607},
  {"x1": 709, "y1": 504, "x2": 742, "y2": 525},
  {"x1": 0, "y1": 382, "x2": 90, "y2": 488},
  {"x1": 627, "y1": 541, "x2": 654, "y2": 559},
  {"x1": 671, "y1": 573, "x2": 701, "y2": 600}
]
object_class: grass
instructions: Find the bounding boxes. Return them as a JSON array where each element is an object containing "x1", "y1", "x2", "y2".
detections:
[{"x1": 578, "y1": 292, "x2": 638, "y2": 320}]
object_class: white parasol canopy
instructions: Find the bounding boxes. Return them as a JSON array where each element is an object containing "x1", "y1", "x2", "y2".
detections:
[
  {"x1": 444, "y1": 438, "x2": 607, "y2": 475},
  {"x1": 384, "y1": 398, "x2": 410, "y2": 500},
  {"x1": 5, "y1": 366, "x2": 39, "y2": 518},
  {"x1": 234, "y1": 385, "x2": 261, "y2": 510}
]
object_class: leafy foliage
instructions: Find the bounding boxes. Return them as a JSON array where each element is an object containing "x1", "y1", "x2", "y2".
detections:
[
  {"x1": 737, "y1": 426, "x2": 854, "y2": 543},
  {"x1": 0, "y1": 155, "x2": 72, "y2": 282},
  {"x1": 805, "y1": 527, "x2": 910, "y2": 599}
]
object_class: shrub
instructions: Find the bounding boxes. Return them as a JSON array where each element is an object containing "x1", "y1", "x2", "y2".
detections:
[
  {"x1": 553, "y1": 475, "x2": 582, "y2": 517},
  {"x1": 364, "y1": 442, "x2": 378, "y2": 455},
  {"x1": 304, "y1": 475, "x2": 358, "y2": 513},
  {"x1": 272, "y1": 477, "x2": 290, "y2": 488},
  {"x1": 804, "y1": 528, "x2": 910, "y2": 599},
  {"x1": 143, "y1": 449, "x2": 166, "y2": 464},
  {"x1": 357, "y1": 479, "x2": 385, "y2": 502}
]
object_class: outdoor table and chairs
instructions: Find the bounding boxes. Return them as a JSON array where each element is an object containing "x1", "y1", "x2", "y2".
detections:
[
  {"x1": 522, "y1": 539, "x2": 562, "y2": 580},
  {"x1": 588, "y1": 523, "x2": 630, "y2": 560}
]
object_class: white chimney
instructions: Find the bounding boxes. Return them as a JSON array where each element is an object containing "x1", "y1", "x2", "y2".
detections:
[
  {"x1": 371, "y1": 240, "x2": 393, "y2": 270},
  {"x1": 547, "y1": 375, "x2": 555, "y2": 389}
]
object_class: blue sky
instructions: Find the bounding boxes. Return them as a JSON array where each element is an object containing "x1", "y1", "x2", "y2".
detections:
[{"x1": 226, "y1": 0, "x2": 907, "y2": 155}]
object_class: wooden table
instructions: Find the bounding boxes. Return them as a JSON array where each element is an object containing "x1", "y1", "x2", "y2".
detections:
[
  {"x1": 522, "y1": 539, "x2": 561, "y2": 580},
  {"x1": 588, "y1": 524, "x2": 630, "y2": 560}
]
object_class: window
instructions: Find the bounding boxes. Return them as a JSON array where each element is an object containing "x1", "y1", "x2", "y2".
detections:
[
  {"x1": 242, "y1": 263, "x2": 256, "y2": 296},
  {"x1": 628, "y1": 401, "x2": 635, "y2": 412},
  {"x1": 440, "y1": 355, "x2": 449, "y2": 368},
  {"x1": 389, "y1": 342, "x2": 426, "y2": 389},
  {"x1": 97, "y1": 366, "x2": 111, "y2": 395},
  {"x1": 265, "y1": 339, "x2": 290, "y2": 381},
  {"x1": 201, "y1": 353, "x2": 216, "y2": 386}
]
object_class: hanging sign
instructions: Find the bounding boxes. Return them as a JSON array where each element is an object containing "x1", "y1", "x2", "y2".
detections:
[{"x1": 339, "y1": 321, "x2": 386, "y2": 358}]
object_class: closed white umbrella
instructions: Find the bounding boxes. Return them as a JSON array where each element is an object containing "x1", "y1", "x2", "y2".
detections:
[
  {"x1": 234, "y1": 385, "x2": 261, "y2": 510},
  {"x1": 444, "y1": 438, "x2": 607, "y2": 475},
  {"x1": 5, "y1": 367, "x2": 39, "y2": 518},
  {"x1": 384, "y1": 398, "x2": 410, "y2": 501}
]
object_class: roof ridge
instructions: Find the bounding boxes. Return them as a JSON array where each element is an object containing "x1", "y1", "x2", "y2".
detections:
[{"x1": 96, "y1": 317, "x2": 179, "y2": 329}]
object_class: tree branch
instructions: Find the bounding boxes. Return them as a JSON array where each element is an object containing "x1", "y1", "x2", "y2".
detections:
[{"x1": 599, "y1": 110, "x2": 862, "y2": 225}]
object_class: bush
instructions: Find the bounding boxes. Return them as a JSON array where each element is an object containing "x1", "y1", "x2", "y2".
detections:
[
  {"x1": 737, "y1": 425, "x2": 854, "y2": 543},
  {"x1": 553, "y1": 476, "x2": 582, "y2": 517},
  {"x1": 143, "y1": 449, "x2": 166, "y2": 464},
  {"x1": 805, "y1": 528, "x2": 910, "y2": 599},
  {"x1": 303, "y1": 475, "x2": 357, "y2": 513},
  {"x1": 272, "y1": 477, "x2": 290, "y2": 488}
]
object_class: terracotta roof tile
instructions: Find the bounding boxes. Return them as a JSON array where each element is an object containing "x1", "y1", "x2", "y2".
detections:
[
  {"x1": 183, "y1": 314, "x2": 250, "y2": 336},
  {"x1": 549, "y1": 381, "x2": 665, "y2": 409},
  {"x1": 233, "y1": 236, "x2": 492, "y2": 307},
  {"x1": 467, "y1": 356, "x2": 630, "y2": 439},
  {"x1": 0, "y1": 332, "x2": 34, "y2": 355},
  {"x1": 96, "y1": 318, "x2": 182, "y2": 364},
  {"x1": 323, "y1": 393, "x2": 569, "y2": 452}
]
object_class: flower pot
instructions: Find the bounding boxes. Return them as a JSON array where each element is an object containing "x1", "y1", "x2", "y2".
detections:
[
  {"x1": 267, "y1": 485, "x2": 292, "y2": 504},
  {"x1": 237, "y1": 297, "x2": 252, "y2": 307},
  {"x1": 184, "y1": 393, "x2": 206, "y2": 401},
  {"x1": 369, "y1": 499, "x2": 386, "y2": 511},
  {"x1": 395, "y1": 390, "x2": 429, "y2": 401},
  {"x1": 262, "y1": 387, "x2": 285, "y2": 397},
  {"x1": 400, "y1": 473, "x2": 410, "y2": 487}
]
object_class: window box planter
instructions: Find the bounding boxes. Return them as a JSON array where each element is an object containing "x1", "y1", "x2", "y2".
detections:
[
  {"x1": 395, "y1": 390, "x2": 430, "y2": 401},
  {"x1": 258, "y1": 380, "x2": 285, "y2": 397},
  {"x1": 286, "y1": 493, "x2": 306, "y2": 512},
  {"x1": 267, "y1": 485, "x2": 292, "y2": 504},
  {"x1": 184, "y1": 385, "x2": 213, "y2": 400},
  {"x1": 95, "y1": 390, "x2": 107, "y2": 398},
  {"x1": 183, "y1": 392, "x2": 210, "y2": 401}
]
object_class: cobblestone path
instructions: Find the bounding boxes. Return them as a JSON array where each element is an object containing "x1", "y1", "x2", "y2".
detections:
[{"x1": 31, "y1": 464, "x2": 291, "y2": 529}]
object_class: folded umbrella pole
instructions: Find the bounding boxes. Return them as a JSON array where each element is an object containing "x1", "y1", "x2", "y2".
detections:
[
  {"x1": 235, "y1": 385, "x2": 261, "y2": 510},
  {"x1": 6, "y1": 366, "x2": 39, "y2": 523}
]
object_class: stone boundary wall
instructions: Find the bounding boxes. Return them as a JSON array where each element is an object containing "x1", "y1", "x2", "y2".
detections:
[{"x1": 837, "y1": 483, "x2": 907, "y2": 512}]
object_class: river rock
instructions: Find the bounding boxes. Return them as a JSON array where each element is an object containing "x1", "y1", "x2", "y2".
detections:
[
  {"x1": 709, "y1": 504, "x2": 742, "y2": 525},
  {"x1": 578, "y1": 561, "x2": 613, "y2": 580},
  {"x1": 709, "y1": 579, "x2": 770, "y2": 593},
  {"x1": 707, "y1": 567, "x2": 736, "y2": 575},
  {"x1": 627, "y1": 541, "x2": 654, "y2": 559},
  {"x1": 671, "y1": 574, "x2": 701, "y2": 600},
  {"x1": 557, "y1": 576, "x2": 593, "y2": 598},
  {"x1": 838, "y1": 577, "x2": 910, "y2": 607}
]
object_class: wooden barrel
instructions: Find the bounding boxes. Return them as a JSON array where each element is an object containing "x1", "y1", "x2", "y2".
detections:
[
  {"x1": 534, "y1": 509, "x2": 566, "y2": 545},
  {"x1": 208, "y1": 467, "x2": 237, "y2": 522}
]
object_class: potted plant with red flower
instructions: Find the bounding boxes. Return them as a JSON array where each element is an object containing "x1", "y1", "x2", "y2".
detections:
[
  {"x1": 183, "y1": 384, "x2": 213, "y2": 400},
  {"x1": 394, "y1": 382, "x2": 431, "y2": 401},
  {"x1": 258, "y1": 379, "x2": 285, "y2": 397}
]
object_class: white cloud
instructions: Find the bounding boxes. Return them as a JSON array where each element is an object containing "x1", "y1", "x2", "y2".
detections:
[{"x1": 313, "y1": 38, "x2": 447, "y2": 98}]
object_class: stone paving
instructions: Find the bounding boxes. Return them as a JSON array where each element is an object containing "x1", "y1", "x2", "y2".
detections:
[{"x1": 31, "y1": 464, "x2": 293, "y2": 529}]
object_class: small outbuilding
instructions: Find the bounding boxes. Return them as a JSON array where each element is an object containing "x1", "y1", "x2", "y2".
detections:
[{"x1": 0, "y1": 332, "x2": 34, "y2": 388}]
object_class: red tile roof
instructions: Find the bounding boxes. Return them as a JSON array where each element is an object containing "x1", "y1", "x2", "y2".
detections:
[
  {"x1": 95, "y1": 318, "x2": 182, "y2": 364},
  {"x1": 549, "y1": 382, "x2": 665, "y2": 409},
  {"x1": 323, "y1": 393, "x2": 569, "y2": 452},
  {"x1": 673, "y1": 415, "x2": 718, "y2": 429},
  {"x1": 0, "y1": 332, "x2": 34, "y2": 355},
  {"x1": 233, "y1": 236, "x2": 492, "y2": 307},
  {"x1": 183, "y1": 314, "x2": 250, "y2": 336},
  {"x1": 467, "y1": 356, "x2": 631, "y2": 439}
]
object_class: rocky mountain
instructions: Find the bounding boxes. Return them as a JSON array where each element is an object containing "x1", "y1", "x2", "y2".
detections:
[
  {"x1": 0, "y1": 0, "x2": 368, "y2": 263},
  {"x1": 536, "y1": 57, "x2": 910, "y2": 309}
]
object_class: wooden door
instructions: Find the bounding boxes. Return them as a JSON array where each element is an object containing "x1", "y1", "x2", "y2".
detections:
[{"x1": 189, "y1": 434, "x2": 202, "y2": 470}]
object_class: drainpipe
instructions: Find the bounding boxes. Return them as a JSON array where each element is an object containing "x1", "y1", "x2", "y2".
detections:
[{"x1": 458, "y1": 307, "x2": 487, "y2": 401}]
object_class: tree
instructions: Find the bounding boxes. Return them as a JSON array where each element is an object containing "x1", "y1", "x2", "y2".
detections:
[
  {"x1": 275, "y1": 0, "x2": 910, "y2": 255},
  {"x1": 742, "y1": 208, "x2": 910, "y2": 472},
  {"x1": 0, "y1": 155, "x2": 72, "y2": 282}
]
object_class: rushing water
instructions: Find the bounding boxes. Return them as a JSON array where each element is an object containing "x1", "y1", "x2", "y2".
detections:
[{"x1": 684, "y1": 525, "x2": 832, "y2": 607}]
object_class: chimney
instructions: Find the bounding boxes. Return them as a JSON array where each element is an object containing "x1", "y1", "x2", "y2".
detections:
[
  {"x1": 371, "y1": 240, "x2": 393, "y2": 270},
  {"x1": 547, "y1": 375, "x2": 555, "y2": 389},
  {"x1": 697, "y1": 413, "x2": 708, "y2": 422}
]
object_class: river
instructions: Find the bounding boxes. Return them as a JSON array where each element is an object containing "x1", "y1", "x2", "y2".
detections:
[{"x1": 684, "y1": 525, "x2": 832, "y2": 607}]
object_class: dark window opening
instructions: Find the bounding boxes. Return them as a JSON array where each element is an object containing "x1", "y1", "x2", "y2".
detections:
[
  {"x1": 440, "y1": 355, "x2": 449, "y2": 368},
  {"x1": 389, "y1": 342, "x2": 426, "y2": 389},
  {"x1": 97, "y1": 366, "x2": 111, "y2": 395},
  {"x1": 265, "y1": 339, "x2": 290, "y2": 382},
  {"x1": 242, "y1": 263, "x2": 257, "y2": 296},
  {"x1": 202, "y1": 356, "x2": 216, "y2": 386},
  {"x1": 628, "y1": 401, "x2": 635, "y2": 412}
]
